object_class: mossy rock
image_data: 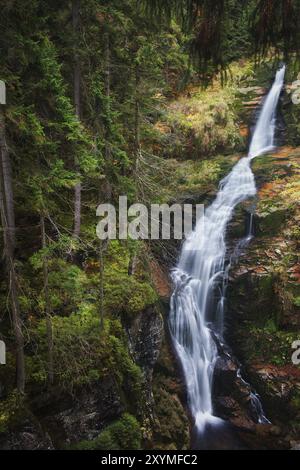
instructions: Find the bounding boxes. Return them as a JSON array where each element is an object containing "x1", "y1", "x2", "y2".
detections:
[
  {"x1": 151, "y1": 331, "x2": 190, "y2": 450},
  {"x1": 228, "y1": 273, "x2": 277, "y2": 327},
  {"x1": 256, "y1": 208, "x2": 287, "y2": 236},
  {"x1": 152, "y1": 379, "x2": 190, "y2": 450},
  {"x1": 70, "y1": 413, "x2": 142, "y2": 450}
]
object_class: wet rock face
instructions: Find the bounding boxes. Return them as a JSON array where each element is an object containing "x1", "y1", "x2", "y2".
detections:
[
  {"x1": 247, "y1": 364, "x2": 300, "y2": 422},
  {"x1": 38, "y1": 377, "x2": 123, "y2": 447},
  {"x1": 0, "y1": 377, "x2": 123, "y2": 450},
  {"x1": 0, "y1": 419, "x2": 54, "y2": 450},
  {"x1": 127, "y1": 305, "x2": 164, "y2": 424},
  {"x1": 128, "y1": 306, "x2": 164, "y2": 372},
  {"x1": 226, "y1": 261, "x2": 300, "y2": 444},
  {"x1": 151, "y1": 332, "x2": 190, "y2": 450},
  {"x1": 225, "y1": 146, "x2": 300, "y2": 446},
  {"x1": 127, "y1": 303, "x2": 190, "y2": 450},
  {"x1": 213, "y1": 343, "x2": 260, "y2": 432}
]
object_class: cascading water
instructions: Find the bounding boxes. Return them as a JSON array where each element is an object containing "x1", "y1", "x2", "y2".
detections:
[
  {"x1": 249, "y1": 66, "x2": 286, "y2": 159},
  {"x1": 169, "y1": 66, "x2": 286, "y2": 434}
]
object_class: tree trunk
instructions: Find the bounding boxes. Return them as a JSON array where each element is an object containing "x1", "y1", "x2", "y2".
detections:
[
  {"x1": 9, "y1": 258, "x2": 25, "y2": 393},
  {"x1": 73, "y1": 182, "x2": 81, "y2": 239},
  {"x1": 96, "y1": 33, "x2": 112, "y2": 329},
  {"x1": 128, "y1": 252, "x2": 138, "y2": 276},
  {"x1": 134, "y1": 63, "x2": 141, "y2": 174},
  {"x1": 128, "y1": 61, "x2": 141, "y2": 274},
  {"x1": 0, "y1": 107, "x2": 15, "y2": 250},
  {"x1": 41, "y1": 215, "x2": 54, "y2": 385},
  {"x1": 72, "y1": 0, "x2": 81, "y2": 238},
  {"x1": 98, "y1": 240, "x2": 104, "y2": 329},
  {"x1": 104, "y1": 31, "x2": 112, "y2": 200},
  {"x1": 0, "y1": 106, "x2": 25, "y2": 393}
]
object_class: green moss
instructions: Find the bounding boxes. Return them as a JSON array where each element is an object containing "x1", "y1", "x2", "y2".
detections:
[
  {"x1": 104, "y1": 273, "x2": 158, "y2": 317},
  {"x1": 0, "y1": 392, "x2": 27, "y2": 435},
  {"x1": 26, "y1": 313, "x2": 143, "y2": 403},
  {"x1": 293, "y1": 297, "x2": 300, "y2": 308},
  {"x1": 258, "y1": 209, "x2": 287, "y2": 235},
  {"x1": 71, "y1": 413, "x2": 141, "y2": 450},
  {"x1": 290, "y1": 390, "x2": 300, "y2": 412},
  {"x1": 161, "y1": 155, "x2": 236, "y2": 203},
  {"x1": 29, "y1": 254, "x2": 90, "y2": 316},
  {"x1": 81, "y1": 241, "x2": 159, "y2": 319},
  {"x1": 242, "y1": 325, "x2": 300, "y2": 366},
  {"x1": 151, "y1": 339, "x2": 190, "y2": 450},
  {"x1": 158, "y1": 81, "x2": 242, "y2": 159},
  {"x1": 282, "y1": 65, "x2": 300, "y2": 146},
  {"x1": 152, "y1": 381, "x2": 189, "y2": 450},
  {"x1": 231, "y1": 274, "x2": 277, "y2": 327},
  {"x1": 0, "y1": 352, "x2": 17, "y2": 395}
]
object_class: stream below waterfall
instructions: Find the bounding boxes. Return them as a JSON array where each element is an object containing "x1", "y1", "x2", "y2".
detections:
[{"x1": 169, "y1": 65, "x2": 286, "y2": 449}]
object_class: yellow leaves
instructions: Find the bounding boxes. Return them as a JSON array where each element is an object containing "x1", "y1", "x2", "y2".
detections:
[
  {"x1": 281, "y1": 179, "x2": 300, "y2": 204},
  {"x1": 153, "y1": 121, "x2": 171, "y2": 135}
]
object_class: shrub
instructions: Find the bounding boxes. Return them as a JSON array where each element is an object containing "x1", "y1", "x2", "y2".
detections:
[
  {"x1": 26, "y1": 312, "x2": 142, "y2": 400},
  {"x1": 72, "y1": 413, "x2": 141, "y2": 450}
]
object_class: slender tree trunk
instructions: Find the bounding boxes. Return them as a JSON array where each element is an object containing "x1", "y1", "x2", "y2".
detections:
[
  {"x1": 134, "y1": 63, "x2": 141, "y2": 174},
  {"x1": 41, "y1": 215, "x2": 54, "y2": 385},
  {"x1": 73, "y1": 0, "x2": 81, "y2": 238},
  {"x1": 98, "y1": 240, "x2": 104, "y2": 330},
  {"x1": 128, "y1": 67, "x2": 141, "y2": 274},
  {"x1": 74, "y1": 182, "x2": 81, "y2": 239},
  {"x1": 9, "y1": 257, "x2": 25, "y2": 393},
  {"x1": 104, "y1": 32, "x2": 112, "y2": 200},
  {"x1": 0, "y1": 107, "x2": 15, "y2": 250},
  {"x1": 73, "y1": 0, "x2": 81, "y2": 121},
  {"x1": 96, "y1": 33, "x2": 112, "y2": 330},
  {"x1": 128, "y1": 251, "x2": 138, "y2": 276},
  {"x1": 127, "y1": 63, "x2": 141, "y2": 274},
  {"x1": 0, "y1": 106, "x2": 25, "y2": 393}
]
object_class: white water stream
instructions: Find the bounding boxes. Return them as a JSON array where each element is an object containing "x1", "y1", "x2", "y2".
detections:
[{"x1": 169, "y1": 66, "x2": 286, "y2": 432}]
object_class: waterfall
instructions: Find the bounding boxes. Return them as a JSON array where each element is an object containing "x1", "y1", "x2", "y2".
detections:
[
  {"x1": 249, "y1": 66, "x2": 286, "y2": 158},
  {"x1": 169, "y1": 66, "x2": 286, "y2": 433}
]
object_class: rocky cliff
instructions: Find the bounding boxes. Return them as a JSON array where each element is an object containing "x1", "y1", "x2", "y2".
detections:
[{"x1": 225, "y1": 146, "x2": 300, "y2": 449}]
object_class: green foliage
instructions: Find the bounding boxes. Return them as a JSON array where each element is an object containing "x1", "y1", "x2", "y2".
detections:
[
  {"x1": 28, "y1": 253, "x2": 89, "y2": 315},
  {"x1": 0, "y1": 392, "x2": 27, "y2": 435},
  {"x1": 104, "y1": 273, "x2": 158, "y2": 317},
  {"x1": 2, "y1": 0, "x2": 300, "y2": 450},
  {"x1": 72, "y1": 413, "x2": 141, "y2": 450},
  {"x1": 293, "y1": 297, "x2": 300, "y2": 308},
  {"x1": 160, "y1": 82, "x2": 242, "y2": 158},
  {"x1": 245, "y1": 326, "x2": 300, "y2": 366},
  {"x1": 173, "y1": 159, "x2": 223, "y2": 192},
  {"x1": 26, "y1": 313, "x2": 142, "y2": 399},
  {"x1": 96, "y1": 241, "x2": 158, "y2": 317}
]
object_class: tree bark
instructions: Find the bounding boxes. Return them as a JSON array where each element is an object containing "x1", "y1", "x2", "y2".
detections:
[
  {"x1": 134, "y1": 63, "x2": 141, "y2": 174},
  {"x1": 128, "y1": 252, "x2": 138, "y2": 276},
  {"x1": 41, "y1": 215, "x2": 54, "y2": 385},
  {"x1": 73, "y1": 182, "x2": 81, "y2": 239},
  {"x1": 0, "y1": 107, "x2": 15, "y2": 250},
  {"x1": 98, "y1": 240, "x2": 104, "y2": 329},
  {"x1": 72, "y1": 0, "x2": 81, "y2": 238},
  {"x1": 104, "y1": 31, "x2": 112, "y2": 200},
  {"x1": 96, "y1": 32, "x2": 113, "y2": 330},
  {"x1": 0, "y1": 106, "x2": 25, "y2": 393}
]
